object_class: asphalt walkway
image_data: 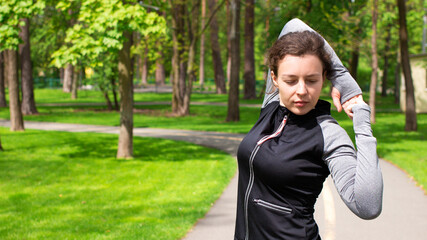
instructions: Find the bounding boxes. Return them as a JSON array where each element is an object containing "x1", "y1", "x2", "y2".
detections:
[{"x1": 1, "y1": 120, "x2": 426, "y2": 240}]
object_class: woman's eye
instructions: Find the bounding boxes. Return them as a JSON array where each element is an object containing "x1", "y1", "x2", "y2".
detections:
[{"x1": 284, "y1": 80, "x2": 297, "y2": 84}]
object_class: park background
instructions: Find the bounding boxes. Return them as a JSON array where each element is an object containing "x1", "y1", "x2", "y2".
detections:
[{"x1": 0, "y1": 0, "x2": 426, "y2": 239}]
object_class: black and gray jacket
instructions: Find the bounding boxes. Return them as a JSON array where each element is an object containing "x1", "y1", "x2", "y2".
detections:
[
  {"x1": 234, "y1": 19, "x2": 383, "y2": 240},
  {"x1": 234, "y1": 100, "x2": 383, "y2": 239}
]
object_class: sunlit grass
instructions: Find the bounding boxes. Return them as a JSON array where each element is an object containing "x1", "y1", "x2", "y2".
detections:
[{"x1": 0, "y1": 128, "x2": 236, "y2": 239}]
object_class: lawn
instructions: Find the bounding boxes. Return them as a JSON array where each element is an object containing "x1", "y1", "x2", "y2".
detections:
[{"x1": 0, "y1": 128, "x2": 236, "y2": 239}]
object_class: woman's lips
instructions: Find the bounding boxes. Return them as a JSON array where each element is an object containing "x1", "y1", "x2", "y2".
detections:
[{"x1": 294, "y1": 101, "x2": 308, "y2": 107}]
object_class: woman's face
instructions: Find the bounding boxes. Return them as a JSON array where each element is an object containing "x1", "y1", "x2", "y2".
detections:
[{"x1": 271, "y1": 54, "x2": 324, "y2": 115}]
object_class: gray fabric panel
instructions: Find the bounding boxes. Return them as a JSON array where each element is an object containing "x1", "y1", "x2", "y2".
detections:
[{"x1": 318, "y1": 103, "x2": 383, "y2": 219}]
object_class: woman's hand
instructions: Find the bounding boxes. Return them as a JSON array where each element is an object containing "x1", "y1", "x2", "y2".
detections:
[{"x1": 331, "y1": 87, "x2": 365, "y2": 119}]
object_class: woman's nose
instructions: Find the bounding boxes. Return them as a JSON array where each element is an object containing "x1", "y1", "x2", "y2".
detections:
[{"x1": 296, "y1": 80, "x2": 307, "y2": 95}]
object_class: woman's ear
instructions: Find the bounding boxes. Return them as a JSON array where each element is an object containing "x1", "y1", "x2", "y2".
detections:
[{"x1": 271, "y1": 71, "x2": 279, "y2": 87}]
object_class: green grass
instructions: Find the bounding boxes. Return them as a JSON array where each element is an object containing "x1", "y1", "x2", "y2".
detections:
[
  {"x1": 32, "y1": 88, "x2": 263, "y2": 105},
  {"x1": 0, "y1": 104, "x2": 260, "y2": 133},
  {"x1": 0, "y1": 128, "x2": 236, "y2": 239}
]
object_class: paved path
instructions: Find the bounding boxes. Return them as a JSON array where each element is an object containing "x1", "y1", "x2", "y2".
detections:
[{"x1": 1, "y1": 120, "x2": 426, "y2": 240}]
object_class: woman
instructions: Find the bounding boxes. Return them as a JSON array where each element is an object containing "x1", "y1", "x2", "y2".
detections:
[{"x1": 234, "y1": 19, "x2": 383, "y2": 240}]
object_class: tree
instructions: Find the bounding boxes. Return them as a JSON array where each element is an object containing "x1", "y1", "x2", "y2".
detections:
[
  {"x1": 19, "y1": 18, "x2": 38, "y2": 115},
  {"x1": 199, "y1": 0, "x2": 206, "y2": 87},
  {"x1": 169, "y1": 0, "x2": 201, "y2": 116},
  {"x1": 0, "y1": 52, "x2": 6, "y2": 107},
  {"x1": 397, "y1": 0, "x2": 417, "y2": 131},
  {"x1": 381, "y1": 22, "x2": 392, "y2": 97},
  {"x1": 62, "y1": 8, "x2": 78, "y2": 94},
  {"x1": 117, "y1": 30, "x2": 133, "y2": 158},
  {"x1": 0, "y1": 0, "x2": 44, "y2": 131},
  {"x1": 0, "y1": 135, "x2": 3, "y2": 151},
  {"x1": 243, "y1": 0, "x2": 256, "y2": 99},
  {"x1": 208, "y1": 0, "x2": 226, "y2": 94},
  {"x1": 52, "y1": 0, "x2": 166, "y2": 158},
  {"x1": 226, "y1": 0, "x2": 240, "y2": 122},
  {"x1": 4, "y1": 50, "x2": 24, "y2": 131},
  {"x1": 369, "y1": 0, "x2": 378, "y2": 123}
]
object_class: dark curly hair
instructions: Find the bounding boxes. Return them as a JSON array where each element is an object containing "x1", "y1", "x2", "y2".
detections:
[{"x1": 268, "y1": 31, "x2": 332, "y2": 77}]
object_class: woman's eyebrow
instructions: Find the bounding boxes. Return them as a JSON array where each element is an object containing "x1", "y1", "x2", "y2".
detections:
[{"x1": 280, "y1": 73, "x2": 322, "y2": 77}]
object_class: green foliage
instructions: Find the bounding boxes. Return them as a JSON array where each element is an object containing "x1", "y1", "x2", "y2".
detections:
[
  {"x1": 51, "y1": 0, "x2": 166, "y2": 67},
  {"x1": 0, "y1": 128, "x2": 236, "y2": 239},
  {"x1": 0, "y1": 0, "x2": 45, "y2": 51}
]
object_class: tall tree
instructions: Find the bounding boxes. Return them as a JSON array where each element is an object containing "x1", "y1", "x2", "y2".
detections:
[
  {"x1": 394, "y1": 46, "x2": 401, "y2": 104},
  {"x1": 53, "y1": 0, "x2": 166, "y2": 158},
  {"x1": 62, "y1": 9, "x2": 76, "y2": 93},
  {"x1": 226, "y1": 0, "x2": 240, "y2": 121},
  {"x1": 243, "y1": 0, "x2": 256, "y2": 99},
  {"x1": 169, "y1": 0, "x2": 201, "y2": 116},
  {"x1": 226, "y1": 0, "x2": 231, "y2": 83},
  {"x1": 63, "y1": 64, "x2": 74, "y2": 92},
  {"x1": 19, "y1": 18, "x2": 38, "y2": 115},
  {"x1": 381, "y1": 22, "x2": 392, "y2": 97},
  {"x1": 208, "y1": 0, "x2": 226, "y2": 94},
  {"x1": 71, "y1": 66, "x2": 79, "y2": 99},
  {"x1": 0, "y1": 0, "x2": 43, "y2": 131},
  {"x1": 117, "y1": 31, "x2": 133, "y2": 158},
  {"x1": 199, "y1": 0, "x2": 206, "y2": 87},
  {"x1": 0, "y1": 52, "x2": 6, "y2": 107},
  {"x1": 369, "y1": 0, "x2": 378, "y2": 123},
  {"x1": 155, "y1": 51, "x2": 165, "y2": 86},
  {"x1": 397, "y1": 0, "x2": 417, "y2": 131},
  {"x1": 141, "y1": 44, "x2": 149, "y2": 85},
  {"x1": 4, "y1": 50, "x2": 24, "y2": 131}
]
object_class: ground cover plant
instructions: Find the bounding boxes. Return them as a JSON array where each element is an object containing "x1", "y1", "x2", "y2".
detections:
[{"x1": 0, "y1": 128, "x2": 236, "y2": 239}]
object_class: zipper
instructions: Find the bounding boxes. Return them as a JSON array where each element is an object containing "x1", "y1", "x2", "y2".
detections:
[
  {"x1": 253, "y1": 199, "x2": 292, "y2": 214},
  {"x1": 244, "y1": 115, "x2": 288, "y2": 240}
]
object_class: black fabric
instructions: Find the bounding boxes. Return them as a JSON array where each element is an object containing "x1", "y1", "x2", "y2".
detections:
[{"x1": 235, "y1": 100, "x2": 331, "y2": 240}]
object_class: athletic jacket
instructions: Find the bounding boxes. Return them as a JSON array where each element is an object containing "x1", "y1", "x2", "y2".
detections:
[{"x1": 234, "y1": 100, "x2": 383, "y2": 240}]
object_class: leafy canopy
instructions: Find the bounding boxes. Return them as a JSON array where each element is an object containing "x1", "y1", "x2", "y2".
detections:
[
  {"x1": 0, "y1": 0, "x2": 45, "y2": 51},
  {"x1": 51, "y1": 0, "x2": 166, "y2": 67}
]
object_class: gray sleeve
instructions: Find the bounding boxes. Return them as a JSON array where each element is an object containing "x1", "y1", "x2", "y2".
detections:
[
  {"x1": 319, "y1": 104, "x2": 383, "y2": 219},
  {"x1": 262, "y1": 18, "x2": 362, "y2": 108}
]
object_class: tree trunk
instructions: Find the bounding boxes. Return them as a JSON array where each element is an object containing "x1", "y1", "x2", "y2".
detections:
[
  {"x1": 209, "y1": 0, "x2": 226, "y2": 94},
  {"x1": 199, "y1": 0, "x2": 206, "y2": 87},
  {"x1": 259, "y1": 0, "x2": 270, "y2": 98},
  {"x1": 141, "y1": 46, "x2": 148, "y2": 85},
  {"x1": 170, "y1": 0, "x2": 200, "y2": 116},
  {"x1": 226, "y1": 0, "x2": 231, "y2": 83},
  {"x1": 155, "y1": 52, "x2": 165, "y2": 86},
  {"x1": 397, "y1": 0, "x2": 417, "y2": 131},
  {"x1": 100, "y1": 85, "x2": 113, "y2": 110},
  {"x1": 71, "y1": 66, "x2": 78, "y2": 99},
  {"x1": 117, "y1": 31, "x2": 134, "y2": 159},
  {"x1": 243, "y1": 0, "x2": 256, "y2": 99},
  {"x1": 63, "y1": 64, "x2": 73, "y2": 92},
  {"x1": 394, "y1": 49, "x2": 401, "y2": 104},
  {"x1": 349, "y1": 46, "x2": 359, "y2": 80},
  {"x1": 381, "y1": 23, "x2": 392, "y2": 97},
  {"x1": 0, "y1": 51, "x2": 6, "y2": 107},
  {"x1": 5, "y1": 50, "x2": 24, "y2": 131},
  {"x1": 0, "y1": 135, "x2": 3, "y2": 151},
  {"x1": 111, "y1": 76, "x2": 119, "y2": 110},
  {"x1": 60, "y1": 67, "x2": 64, "y2": 85},
  {"x1": 226, "y1": 0, "x2": 240, "y2": 122},
  {"x1": 369, "y1": 0, "x2": 378, "y2": 124},
  {"x1": 19, "y1": 18, "x2": 38, "y2": 115}
]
